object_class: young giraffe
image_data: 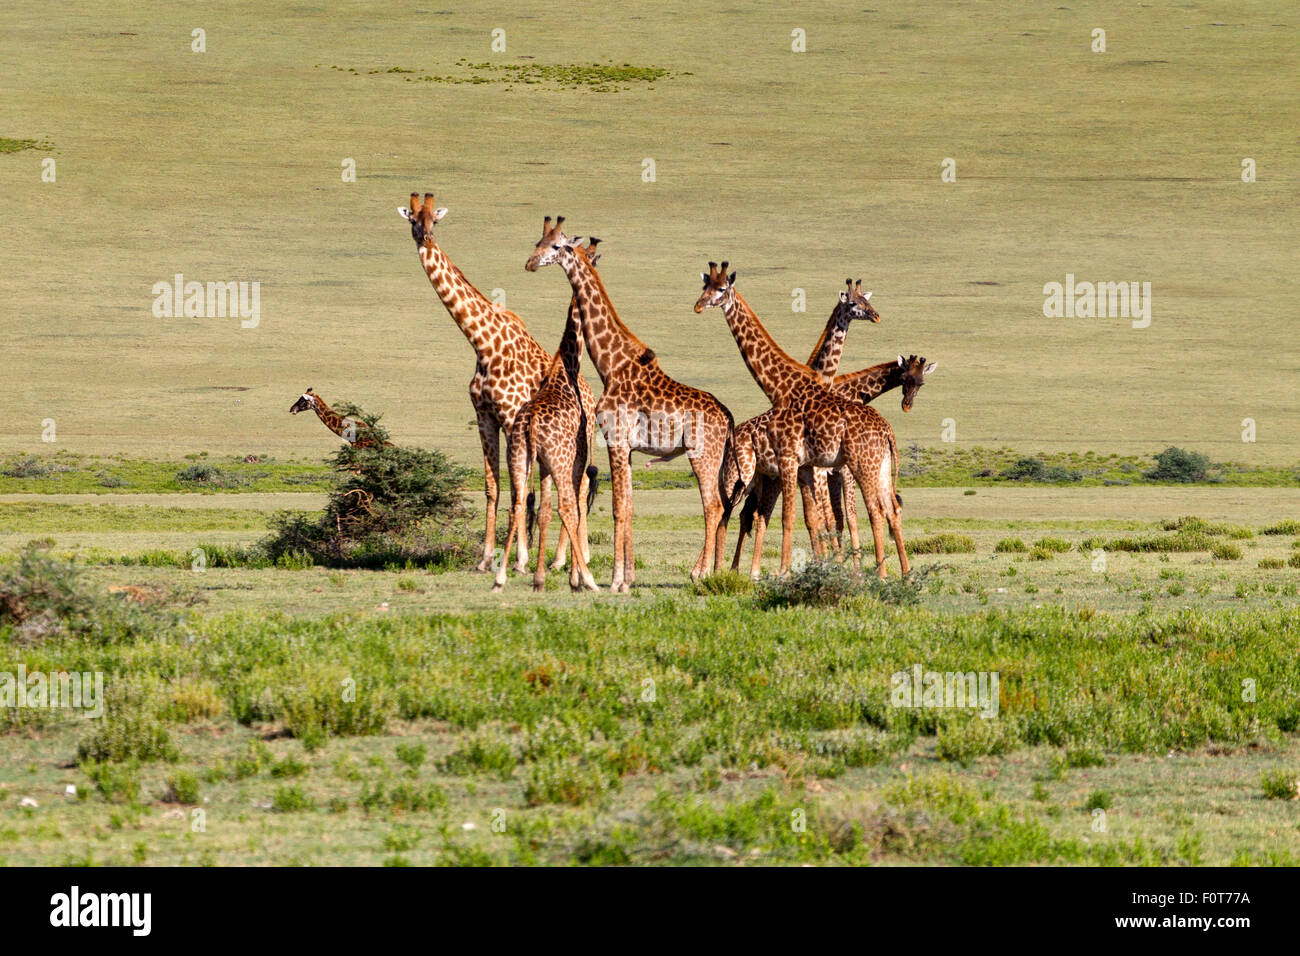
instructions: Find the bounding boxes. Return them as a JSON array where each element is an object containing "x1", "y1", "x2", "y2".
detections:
[
  {"x1": 289, "y1": 388, "x2": 392, "y2": 447},
  {"x1": 494, "y1": 234, "x2": 604, "y2": 594},
  {"x1": 526, "y1": 219, "x2": 737, "y2": 592},
  {"x1": 399, "y1": 192, "x2": 595, "y2": 573},
  {"x1": 696, "y1": 263, "x2": 909, "y2": 579}
]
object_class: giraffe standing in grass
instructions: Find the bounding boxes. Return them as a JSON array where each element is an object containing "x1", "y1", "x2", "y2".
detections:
[
  {"x1": 728, "y1": 280, "x2": 881, "y2": 564},
  {"x1": 696, "y1": 263, "x2": 909, "y2": 579},
  {"x1": 289, "y1": 388, "x2": 392, "y2": 447},
  {"x1": 399, "y1": 192, "x2": 595, "y2": 572},
  {"x1": 494, "y1": 232, "x2": 604, "y2": 593},
  {"x1": 526, "y1": 218, "x2": 737, "y2": 591}
]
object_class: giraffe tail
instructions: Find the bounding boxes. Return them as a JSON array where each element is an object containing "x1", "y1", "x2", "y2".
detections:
[
  {"x1": 526, "y1": 490, "x2": 537, "y2": 547},
  {"x1": 719, "y1": 410, "x2": 742, "y2": 517},
  {"x1": 585, "y1": 465, "x2": 599, "y2": 515}
]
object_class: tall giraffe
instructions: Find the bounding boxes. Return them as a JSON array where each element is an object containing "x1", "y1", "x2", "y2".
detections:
[
  {"x1": 399, "y1": 192, "x2": 596, "y2": 572},
  {"x1": 289, "y1": 388, "x2": 391, "y2": 447},
  {"x1": 526, "y1": 219, "x2": 737, "y2": 591},
  {"x1": 494, "y1": 231, "x2": 603, "y2": 594},
  {"x1": 696, "y1": 263, "x2": 909, "y2": 578}
]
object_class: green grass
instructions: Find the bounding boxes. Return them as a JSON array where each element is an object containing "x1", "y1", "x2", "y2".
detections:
[{"x1": 5, "y1": 593, "x2": 1300, "y2": 865}]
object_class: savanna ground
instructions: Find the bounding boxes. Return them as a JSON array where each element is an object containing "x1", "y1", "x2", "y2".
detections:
[{"x1": 0, "y1": 1, "x2": 1297, "y2": 865}]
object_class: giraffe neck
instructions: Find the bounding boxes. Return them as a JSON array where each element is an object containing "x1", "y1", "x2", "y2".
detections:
[
  {"x1": 544, "y1": 293, "x2": 586, "y2": 392},
  {"x1": 417, "y1": 239, "x2": 509, "y2": 357},
  {"x1": 311, "y1": 397, "x2": 349, "y2": 438},
  {"x1": 806, "y1": 302, "x2": 850, "y2": 381},
  {"x1": 561, "y1": 252, "x2": 650, "y2": 386},
  {"x1": 721, "y1": 291, "x2": 819, "y2": 404},
  {"x1": 833, "y1": 359, "x2": 905, "y2": 401}
]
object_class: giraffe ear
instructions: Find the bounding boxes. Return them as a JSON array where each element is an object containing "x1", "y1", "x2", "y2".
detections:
[
  {"x1": 566, "y1": 235, "x2": 585, "y2": 248},
  {"x1": 860, "y1": 291, "x2": 872, "y2": 301},
  {"x1": 398, "y1": 207, "x2": 413, "y2": 220},
  {"x1": 700, "y1": 273, "x2": 708, "y2": 283},
  {"x1": 431, "y1": 207, "x2": 449, "y2": 223},
  {"x1": 924, "y1": 362, "x2": 937, "y2": 374},
  {"x1": 897, "y1": 355, "x2": 906, "y2": 367},
  {"x1": 728, "y1": 272, "x2": 737, "y2": 285}
]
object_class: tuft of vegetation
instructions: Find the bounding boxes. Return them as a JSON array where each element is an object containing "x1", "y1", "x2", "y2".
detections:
[
  {"x1": 1261, "y1": 770, "x2": 1298, "y2": 800},
  {"x1": 994, "y1": 537, "x2": 1028, "y2": 553},
  {"x1": 1262, "y1": 520, "x2": 1300, "y2": 536},
  {"x1": 1146, "y1": 446, "x2": 1213, "y2": 483},
  {"x1": 1211, "y1": 542, "x2": 1243, "y2": 561},
  {"x1": 342, "y1": 60, "x2": 690, "y2": 94},
  {"x1": 1034, "y1": 537, "x2": 1072, "y2": 554},
  {"x1": 690, "y1": 570, "x2": 753, "y2": 596},
  {"x1": 998, "y1": 457, "x2": 1080, "y2": 483},
  {"x1": 259, "y1": 407, "x2": 475, "y2": 569},
  {"x1": 909, "y1": 533, "x2": 976, "y2": 555}
]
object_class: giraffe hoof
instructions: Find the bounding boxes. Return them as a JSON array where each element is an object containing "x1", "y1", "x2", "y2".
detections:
[
  {"x1": 514, "y1": 563, "x2": 529, "y2": 575},
  {"x1": 474, "y1": 562, "x2": 492, "y2": 574},
  {"x1": 490, "y1": 583, "x2": 504, "y2": 594},
  {"x1": 532, "y1": 580, "x2": 546, "y2": 593}
]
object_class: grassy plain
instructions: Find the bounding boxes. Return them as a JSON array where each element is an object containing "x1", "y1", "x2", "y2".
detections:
[
  {"x1": 1, "y1": 0, "x2": 1297, "y2": 463},
  {"x1": 1, "y1": 0, "x2": 1298, "y2": 866}
]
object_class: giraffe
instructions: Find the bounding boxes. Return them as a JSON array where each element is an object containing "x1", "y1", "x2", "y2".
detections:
[
  {"x1": 731, "y1": 279, "x2": 881, "y2": 563},
  {"x1": 727, "y1": 352, "x2": 937, "y2": 576},
  {"x1": 289, "y1": 388, "x2": 392, "y2": 447},
  {"x1": 696, "y1": 263, "x2": 910, "y2": 578},
  {"x1": 821, "y1": 353, "x2": 938, "y2": 537},
  {"x1": 398, "y1": 192, "x2": 596, "y2": 572},
  {"x1": 525, "y1": 218, "x2": 737, "y2": 592},
  {"x1": 493, "y1": 234, "x2": 604, "y2": 594}
]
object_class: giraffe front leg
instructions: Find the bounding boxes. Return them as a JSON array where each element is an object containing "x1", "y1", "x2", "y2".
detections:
[
  {"x1": 476, "y1": 412, "x2": 501, "y2": 573},
  {"x1": 608, "y1": 446, "x2": 632, "y2": 593},
  {"x1": 797, "y1": 468, "x2": 828, "y2": 558},
  {"x1": 778, "y1": 456, "x2": 800, "y2": 577}
]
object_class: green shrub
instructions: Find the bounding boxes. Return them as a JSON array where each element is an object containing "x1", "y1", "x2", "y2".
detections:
[
  {"x1": 272, "y1": 785, "x2": 313, "y2": 812},
  {"x1": 1260, "y1": 770, "x2": 1298, "y2": 800},
  {"x1": 690, "y1": 570, "x2": 753, "y2": 595},
  {"x1": 994, "y1": 538, "x2": 1028, "y2": 553},
  {"x1": 1258, "y1": 558, "x2": 1285, "y2": 570},
  {"x1": 1145, "y1": 447, "x2": 1211, "y2": 483},
  {"x1": 162, "y1": 770, "x2": 201, "y2": 804},
  {"x1": 1261, "y1": 520, "x2": 1300, "y2": 536},
  {"x1": 1028, "y1": 545, "x2": 1055, "y2": 561},
  {"x1": 77, "y1": 712, "x2": 179, "y2": 764},
  {"x1": 1084, "y1": 790, "x2": 1113, "y2": 811},
  {"x1": 909, "y1": 533, "x2": 976, "y2": 555},
  {"x1": 1211, "y1": 542, "x2": 1242, "y2": 560},
  {"x1": 257, "y1": 404, "x2": 475, "y2": 569},
  {"x1": 1034, "y1": 537, "x2": 1071, "y2": 553},
  {"x1": 394, "y1": 742, "x2": 427, "y2": 772},
  {"x1": 80, "y1": 760, "x2": 142, "y2": 805},
  {"x1": 270, "y1": 756, "x2": 309, "y2": 779},
  {"x1": 998, "y1": 457, "x2": 1080, "y2": 483}
]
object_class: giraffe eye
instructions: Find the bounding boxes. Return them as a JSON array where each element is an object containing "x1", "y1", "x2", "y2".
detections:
[{"x1": 552, "y1": 243, "x2": 562, "y2": 250}]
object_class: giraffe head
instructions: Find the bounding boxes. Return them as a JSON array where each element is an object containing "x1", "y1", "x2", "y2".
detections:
[
  {"x1": 839, "y1": 279, "x2": 881, "y2": 325},
  {"x1": 896, "y1": 355, "x2": 938, "y2": 412},
  {"x1": 693, "y1": 261, "x2": 737, "y2": 313},
  {"x1": 524, "y1": 216, "x2": 588, "y2": 271},
  {"x1": 289, "y1": 388, "x2": 318, "y2": 415},
  {"x1": 397, "y1": 192, "x2": 448, "y2": 246}
]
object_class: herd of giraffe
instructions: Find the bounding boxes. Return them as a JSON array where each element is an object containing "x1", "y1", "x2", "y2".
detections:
[{"x1": 295, "y1": 191, "x2": 937, "y2": 594}]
